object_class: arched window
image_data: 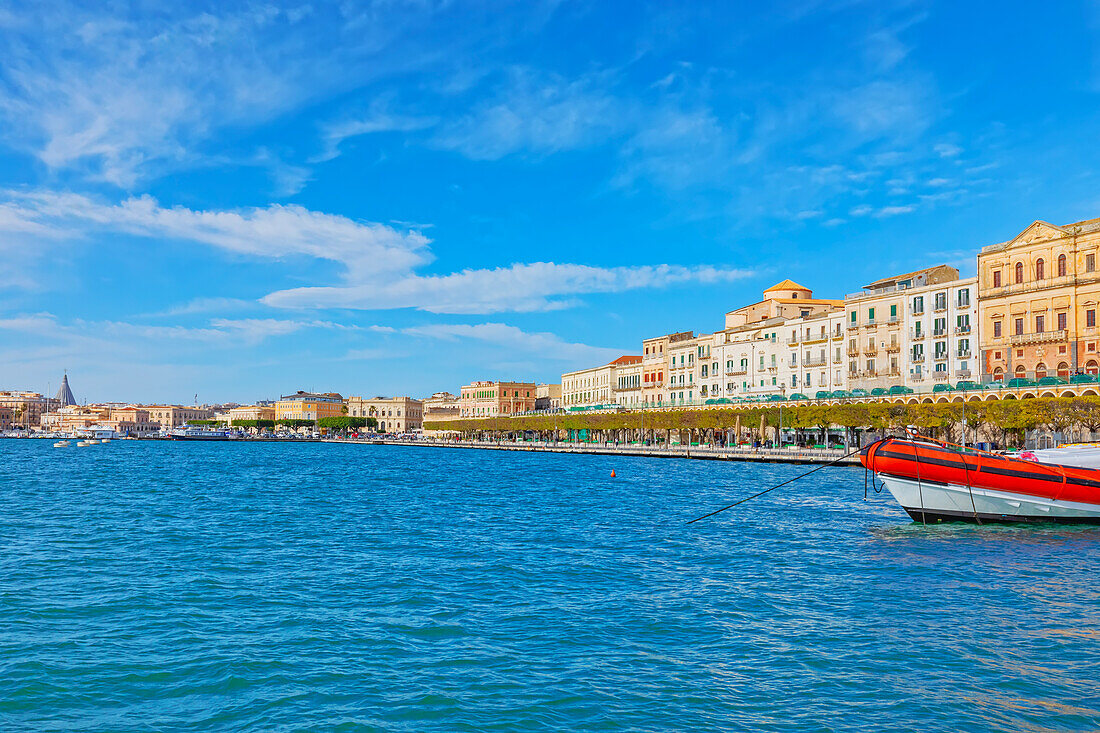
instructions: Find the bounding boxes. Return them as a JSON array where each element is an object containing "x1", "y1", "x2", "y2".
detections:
[
  {"x1": 1015, "y1": 262, "x2": 1024, "y2": 284},
  {"x1": 1035, "y1": 363, "x2": 1047, "y2": 379},
  {"x1": 1036, "y1": 258, "x2": 1045, "y2": 280},
  {"x1": 1058, "y1": 254, "x2": 1067, "y2": 277},
  {"x1": 992, "y1": 368, "x2": 1004, "y2": 382},
  {"x1": 1015, "y1": 364, "x2": 1027, "y2": 375},
  {"x1": 1088, "y1": 361, "x2": 1100, "y2": 376},
  {"x1": 1057, "y1": 362, "x2": 1070, "y2": 379}
]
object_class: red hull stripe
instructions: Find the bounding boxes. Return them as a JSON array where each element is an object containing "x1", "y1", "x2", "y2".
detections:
[{"x1": 861, "y1": 438, "x2": 1100, "y2": 505}]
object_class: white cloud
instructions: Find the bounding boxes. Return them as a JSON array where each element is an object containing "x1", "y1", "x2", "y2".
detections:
[
  {"x1": 2, "y1": 191, "x2": 431, "y2": 280},
  {"x1": 262, "y1": 262, "x2": 755, "y2": 314},
  {"x1": 315, "y1": 100, "x2": 437, "y2": 163},
  {"x1": 404, "y1": 322, "x2": 623, "y2": 364},
  {"x1": 0, "y1": 190, "x2": 755, "y2": 314}
]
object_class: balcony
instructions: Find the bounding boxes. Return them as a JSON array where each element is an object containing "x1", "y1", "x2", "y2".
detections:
[
  {"x1": 863, "y1": 319, "x2": 878, "y2": 329},
  {"x1": 912, "y1": 354, "x2": 926, "y2": 363},
  {"x1": 910, "y1": 330, "x2": 926, "y2": 340},
  {"x1": 932, "y1": 329, "x2": 947, "y2": 337},
  {"x1": 958, "y1": 350, "x2": 972, "y2": 359},
  {"x1": 863, "y1": 347, "x2": 878, "y2": 356},
  {"x1": 804, "y1": 334, "x2": 829, "y2": 344},
  {"x1": 832, "y1": 331, "x2": 845, "y2": 340},
  {"x1": 912, "y1": 307, "x2": 925, "y2": 316},
  {"x1": 912, "y1": 373, "x2": 924, "y2": 382},
  {"x1": 832, "y1": 356, "x2": 846, "y2": 364},
  {"x1": 934, "y1": 352, "x2": 948, "y2": 362},
  {"x1": 933, "y1": 370, "x2": 949, "y2": 381},
  {"x1": 847, "y1": 348, "x2": 861, "y2": 357},
  {"x1": 726, "y1": 369, "x2": 747, "y2": 376},
  {"x1": 955, "y1": 325, "x2": 972, "y2": 335},
  {"x1": 887, "y1": 369, "x2": 902, "y2": 377},
  {"x1": 885, "y1": 343, "x2": 900, "y2": 353},
  {"x1": 934, "y1": 303, "x2": 948, "y2": 313},
  {"x1": 956, "y1": 369, "x2": 972, "y2": 379},
  {"x1": 785, "y1": 337, "x2": 799, "y2": 345},
  {"x1": 847, "y1": 322, "x2": 860, "y2": 330},
  {"x1": 1009, "y1": 329, "x2": 1068, "y2": 346},
  {"x1": 888, "y1": 316, "x2": 900, "y2": 324},
  {"x1": 804, "y1": 357, "x2": 827, "y2": 367}
]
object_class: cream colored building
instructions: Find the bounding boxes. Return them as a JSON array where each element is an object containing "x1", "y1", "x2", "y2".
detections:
[
  {"x1": 535, "y1": 384, "x2": 561, "y2": 411},
  {"x1": 107, "y1": 407, "x2": 157, "y2": 436},
  {"x1": 979, "y1": 218, "x2": 1100, "y2": 381},
  {"x1": 903, "y1": 276, "x2": 977, "y2": 388},
  {"x1": 0, "y1": 391, "x2": 54, "y2": 429},
  {"x1": 459, "y1": 381, "x2": 537, "y2": 417},
  {"x1": 641, "y1": 334, "x2": 677, "y2": 407},
  {"x1": 228, "y1": 405, "x2": 276, "y2": 423},
  {"x1": 346, "y1": 396, "x2": 424, "y2": 432},
  {"x1": 610, "y1": 358, "x2": 643, "y2": 407},
  {"x1": 845, "y1": 265, "x2": 958, "y2": 392},
  {"x1": 423, "y1": 392, "x2": 460, "y2": 421},
  {"x1": 143, "y1": 405, "x2": 216, "y2": 428},
  {"x1": 782, "y1": 310, "x2": 848, "y2": 396}
]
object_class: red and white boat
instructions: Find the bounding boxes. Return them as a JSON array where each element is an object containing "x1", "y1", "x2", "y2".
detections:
[{"x1": 860, "y1": 437, "x2": 1100, "y2": 524}]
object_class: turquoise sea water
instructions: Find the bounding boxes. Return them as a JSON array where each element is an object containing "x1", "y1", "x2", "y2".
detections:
[{"x1": 3, "y1": 440, "x2": 1100, "y2": 732}]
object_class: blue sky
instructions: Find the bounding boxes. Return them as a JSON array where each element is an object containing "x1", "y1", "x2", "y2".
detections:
[{"x1": 2, "y1": 0, "x2": 1099, "y2": 404}]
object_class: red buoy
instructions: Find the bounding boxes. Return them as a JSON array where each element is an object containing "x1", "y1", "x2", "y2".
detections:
[{"x1": 610, "y1": 469, "x2": 616, "y2": 478}]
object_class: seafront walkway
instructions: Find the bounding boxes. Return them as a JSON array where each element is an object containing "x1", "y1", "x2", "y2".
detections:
[{"x1": 326, "y1": 437, "x2": 860, "y2": 465}]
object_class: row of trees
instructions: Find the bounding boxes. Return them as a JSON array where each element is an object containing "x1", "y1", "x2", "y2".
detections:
[
  {"x1": 425, "y1": 396, "x2": 1100, "y2": 448},
  {"x1": 194, "y1": 417, "x2": 380, "y2": 432}
]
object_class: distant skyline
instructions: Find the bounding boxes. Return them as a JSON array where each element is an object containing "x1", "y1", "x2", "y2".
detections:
[{"x1": 2, "y1": 1, "x2": 1100, "y2": 403}]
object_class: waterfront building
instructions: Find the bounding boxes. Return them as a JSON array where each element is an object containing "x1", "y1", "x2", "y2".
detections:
[
  {"x1": 53, "y1": 405, "x2": 110, "y2": 433},
  {"x1": 422, "y1": 392, "x2": 460, "y2": 421},
  {"x1": 0, "y1": 391, "x2": 55, "y2": 429},
  {"x1": 902, "y1": 276, "x2": 977, "y2": 389},
  {"x1": 844, "y1": 265, "x2": 958, "y2": 392},
  {"x1": 458, "y1": 381, "x2": 537, "y2": 417},
  {"x1": 228, "y1": 405, "x2": 276, "y2": 422},
  {"x1": 535, "y1": 384, "x2": 561, "y2": 411},
  {"x1": 275, "y1": 391, "x2": 344, "y2": 422},
  {"x1": 563, "y1": 357, "x2": 642, "y2": 408},
  {"x1": 610, "y1": 358, "x2": 643, "y2": 408},
  {"x1": 0, "y1": 406, "x2": 11, "y2": 431},
  {"x1": 666, "y1": 333, "x2": 705, "y2": 406},
  {"x1": 641, "y1": 334, "x2": 676, "y2": 407},
  {"x1": 143, "y1": 405, "x2": 216, "y2": 428},
  {"x1": 978, "y1": 217, "x2": 1100, "y2": 381},
  {"x1": 106, "y1": 407, "x2": 157, "y2": 436},
  {"x1": 345, "y1": 396, "x2": 424, "y2": 433},
  {"x1": 781, "y1": 310, "x2": 849, "y2": 396}
]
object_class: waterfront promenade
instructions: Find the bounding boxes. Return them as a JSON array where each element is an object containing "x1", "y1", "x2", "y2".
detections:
[{"x1": 326, "y1": 437, "x2": 860, "y2": 465}]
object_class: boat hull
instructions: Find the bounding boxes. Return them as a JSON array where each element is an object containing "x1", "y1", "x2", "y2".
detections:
[
  {"x1": 878, "y1": 474, "x2": 1100, "y2": 524},
  {"x1": 863, "y1": 438, "x2": 1100, "y2": 524}
]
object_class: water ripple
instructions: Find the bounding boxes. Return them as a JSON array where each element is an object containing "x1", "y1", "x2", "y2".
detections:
[{"x1": 2, "y1": 441, "x2": 1099, "y2": 731}]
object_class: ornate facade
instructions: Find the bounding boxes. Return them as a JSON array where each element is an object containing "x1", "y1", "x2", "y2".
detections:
[{"x1": 978, "y1": 218, "x2": 1100, "y2": 381}]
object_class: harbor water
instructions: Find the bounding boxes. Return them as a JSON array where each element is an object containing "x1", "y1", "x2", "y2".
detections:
[{"x1": 3, "y1": 440, "x2": 1099, "y2": 731}]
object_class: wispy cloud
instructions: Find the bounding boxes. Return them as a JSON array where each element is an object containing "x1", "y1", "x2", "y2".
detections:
[
  {"x1": 0, "y1": 190, "x2": 755, "y2": 313},
  {"x1": 404, "y1": 322, "x2": 623, "y2": 364}
]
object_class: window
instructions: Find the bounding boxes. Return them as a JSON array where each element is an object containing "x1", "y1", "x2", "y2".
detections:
[
  {"x1": 1058, "y1": 312, "x2": 1067, "y2": 331},
  {"x1": 1036, "y1": 258, "x2": 1045, "y2": 280},
  {"x1": 1036, "y1": 315, "x2": 1045, "y2": 333},
  {"x1": 958, "y1": 289, "x2": 970, "y2": 307},
  {"x1": 1089, "y1": 254, "x2": 1097, "y2": 273},
  {"x1": 1058, "y1": 254, "x2": 1067, "y2": 277},
  {"x1": 1089, "y1": 309, "x2": 1097, "y2": 328},
  {"x1": 850, "y1": 311, "x2": 857, "y2": 323},
  {"x1": 1036, "y1": 363, "x2": 1047, "y2": 380},
  {"x1": 912, "y1": 296, "x2": 924, "y2": 313},
  {"x1": 890, "y1": 304, "x2": 897, "y2": 320},
  {"x1": 934, "y1": 293, "x2": 946, "y2": 311},
  {"x1": 1015, "y1": 318, "x2": 1024, "y2": 335},
  {"x1": 1016, "y1": 262, "x2": 1024, "y2": 283},
  {"x1": 868, "y1": 307, "x2": 875, "y2": 322},
  {"x1": 993, "y1": 270, "x2": 1001, "y2": 288}
]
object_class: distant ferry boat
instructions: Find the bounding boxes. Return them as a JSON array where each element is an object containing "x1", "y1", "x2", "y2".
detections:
[{"x1": 170, "y1": 427, "x2": 234, "y2": 441}]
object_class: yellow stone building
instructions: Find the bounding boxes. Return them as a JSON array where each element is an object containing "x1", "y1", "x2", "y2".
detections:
[{"x1": 978, "y1": 217, "x2": 1100, "y2": 381}]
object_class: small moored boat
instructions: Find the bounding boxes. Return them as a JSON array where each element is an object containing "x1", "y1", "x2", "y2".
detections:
[{"x1": 862, "y1": 437, "x2": 1100, "y2": 524}]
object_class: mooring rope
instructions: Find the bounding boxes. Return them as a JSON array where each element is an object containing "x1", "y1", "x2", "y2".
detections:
[{"x1": 686, "y1": 447, "x2": 863, "y2": 524}]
